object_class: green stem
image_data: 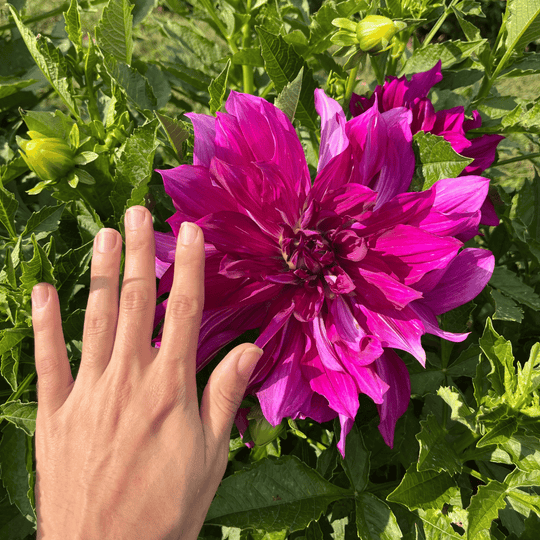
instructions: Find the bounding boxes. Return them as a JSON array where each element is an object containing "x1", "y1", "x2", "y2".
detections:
[
  {"x1": 7, "y1": 372, "x2": 36, "y2": 403},
  {"x1": 259, "y1": 81, "x2": 274, "y2": 99},
  {"x1": 343, "y1": 63, "x2": 360, "y2": 113},
  {"x1": 241, "y1": 0, "x2": 254, "y2": 94},
  {"x1": 421, "y1": 0, "x2": 460, "y2": 48},
  {"x1": 462, "y1": 465, "x2": 492, "y2": 485},
  {"x1": 495, "y1": 152, "x2": 540, "y2": 166},
  {"x1": 0, "y1": 2, "x2": 70, "y2": 33}
]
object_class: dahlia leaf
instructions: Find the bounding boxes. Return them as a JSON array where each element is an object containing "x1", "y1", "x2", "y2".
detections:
[
  {"x1": 387, "y1": 464, "x2": 459, "y2": 511},
  {"x1": 0, "y1": 423, "x2": 35, "y2": 524},
  {"x1": 54, "y1": 242, "x2": 93, "y2": 307},
  {"x1": 209, "y1": 59, "x2": 231, "y2": 115},
  {"x1": 354, "y1": 493, "x2": 402, "y2": 540},
  {"x1": 437, "y1": 387, "x2": 476, "y2": 431},
  {"x1": 0, "y1": 78, "x2": 36, "y2": 101},
  {"x1": 131, "y1": 0, "x2": 158, "y2": 26},
  {"x1": 505, "y1": 468, "x2": 540, "y2": 489},
  {"x1": 501, "y1": 52, "x2": 540, "y2": 77},
  {"x1": 156, "y1": 113, "x2": 190, "y2": 160},
  {"x1": 64, "y1": 0, "x2": 83, "y2": 53},
  {"x1": 505, "y1": 0, "x2": 540, "y2": 59},
  {"x1": 339, "y1": 421, "x2": 370, "y2": 493},
  {"x1": 275, "y1": 67, "x2": 303, "y2": 123},
  {"x1": 96, "y1": 0, "x2": 134, "y2": 65},
  {"x1": 0, "y1": 401, "x2": 36, "y2": 437},
  {"x1": 417, "y1": 509, "x2": 464, "y2": 539},
  {"x1": 491, "y1": 289, "x2": 524, "y2": 323},
  {"x1": 205, "y1": 455, "x2": 352, "y2": 532},
  {"x1": 0, "y1": 187, "x2": 18, "y2": 240},
  {"x1": 476, "y1": 416, "x2": 518, "y2": 448},
  {"x1": 501, "y1": 100, "x2": 540, "y2": 133},
  {"x1": 20, "y1": 234, "x2": 55, "y2": 293},
  {"x1": 0, "y1": 485, "x2": 35, "y2": 540},
  {"x1": 489, "y1": 266, "x2": 540, "y2": 310},
  {"x1": 0, "y1": 329, "x2": 30, "y2": 363},
  {"x1": 400, "y1": 40, "x2": 487, "y2": 76},
  {"x1": 256, "y1": 27, "x2": 318, "y2": 130},
  {"x1": 500, "y1": 433, "x2": 540, "y2": 472},
  {"x1": 411, "y1": 132, "x2": 473, "y2": 191},
  {"x1": 416, "y1": 414, "x2": 462, "y2": 475},
  {"x1": 20, "y1": 203, "x2": 65, "y2": 242},
  {"x1": 451, "y1": 6, "x2": 482, "y2": 42},
  {"x1": 7, "y1": 6, "x2": 79, "y2": 118},
  {"x1": 467, "y1": 480, "x2": 507, "y2": 539},
  {"x1": 230, "y1": 48, "x2": 265, "y2": 67}
]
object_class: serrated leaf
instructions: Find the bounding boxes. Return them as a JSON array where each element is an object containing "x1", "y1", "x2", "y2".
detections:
[
  {"x1": 209, "y1": 60, "x2": 230, "y2": 115},
  {"x1": 20, "y1": 234, "x2": 56, "y2": 293},
  {"x1": 21, "y1": 203, "x2": 65, "y2": 241},
  {"x1": 506, "y1": 489, "x2": 540, "y2": 517},
  {"x1": 387, "y1": 464, "x2": 459, "y2": 511},
  {"x1": 205, "y1": 455, "x2": 352, "y2": 532},
  {"x1": 155, "y1": 113, "x2": 190, "y2": 160},
  {"x1": 0, "y1": 492, "x2": 35, "y2": 540},
  {"x1": 437, "y1": 387, "x2": 476, "y2": 430},
  {"x1": 102, "y1": 53, "x2": 157, "y2": 111},
  {"x1": 477, "y1": 416, "x2": 519, "y2": 448},
  {"x1": 256, "y1": 27, "x2": 318, "y2": 130},
  {"x1": 500, "y1": 433, "x2": 540, "y2": 472},
  {"x1": 64, "y1": 0, "x2": 82, "y2": 52},
  {"x1": 452, "y1": 6, "x2": 482, "y2": 41},
  {"x1": 400, "y1": 40, "x2": 487, "y2": 76},
  {"x1": 55, "y1": 241, "x2": 93, "y2": 307},
  {"x1": 0, "y1": 247, "x2": 17, "y2": 289},
  {"x1": 505, "y1": 468, "x2": 540, "y2": 489},
  {"x1": 416, "y1": 414, "x2": 462, "y2": 475},
  {"x1": 0, "y1": 401, "x2": 37, "y2": 436},
  {"x1": 132, "y1": 0, "x2": 158, "y2": 26},
  {"x1": 0, "y1": 349, "x2": 19, "y2": 392},
  {"x1": 417, "y1": 508, "x2": 463, "y2": 539},
  {"x1": 0, "y1": 328, "x2": 31, "y2": 358},
  {"x1": 0, "y1": 77, "x2": 36, "y2": 100},
  {"x1": 491, "y1": 289, "x2": 524, "y2": 323},
  {"x1": 231, "y1": 48, "x2": 264, "y2": 67},
  {"x1": 0, "y1": 187, "x2": 18, "y2": 239},
  {"x1": 505, "y1": 0, "x2": 540, "y2": 58},
  {"x1": 489, "y1": 266, "x2": 540, "y2": 310},
  {"x1": 96, "y1": 0, "x2": 134, "y2": 64},
  {"x1": 340, "y1": 421, "x2": 369, "y2": 493},
  {"x1": 274, "y1": 67, "x2": 303, "y2": 123},
  {"x1": 110, "y1": 120, "x2": 159, "y2": 220},
  {"x1": 411, "y1": 132, "x2": 473, "y2": 191},
  {"x1": 21, "y1": 110, "x2": 74, "y2": 140},
  {"x1": 0, "y1": 423, "x2": 35, "y2": 523},
  {"x1": 8, "y1": 6, "x2": 79, "y2": 118},
  {"x1": 355, "y1": 492, "x2": 402, "y2": 540},
  {"x1": 467, "y1": 480, "x2": 507, "y2": 539},
  {"x1": 447, "y1": 344, "x2": 482, "y2": 378}
]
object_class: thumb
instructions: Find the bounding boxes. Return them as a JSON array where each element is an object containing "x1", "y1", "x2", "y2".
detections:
[{"x1": 199, "y1": 344, "x2": 263, "y2": 455}]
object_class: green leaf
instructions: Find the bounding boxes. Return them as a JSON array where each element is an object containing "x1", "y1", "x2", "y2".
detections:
[
  {"x1": 0, "y1": 401, "x2": 37, "y2": 436},
  {"x1": 447, "y1": 344, "x2": 482, "y2": 378},
  {"x1": 416, "y1": 414, "x2": 462, "y2": 475},
  {"x1": 205, "y1": 455, "x2": 352, "y2": 533},
  {"x1": 0, "y1": 490, "x2": 35, "y2": 540},
  {"x1": 355, "y1": 493, "x2": 402, "y2": 540},
  {"x1": 0, "y1": 348, "x2": 19, "y2": 392},
  {"x1": 500, "y1": 100, "x2": 540, "y2": 133},
  {"x1": 21, "y1": 110, "x2": 74, "y2": 140},
  {"x1": 55, "y1": 241, "x2": 93, "y2": 307},
  {"x1": 21, "y1": 203, "x2": 65, "y2": 241},
  {"x1": 500, "y1": 433, "x2": 540, "y2": 472},
  {"x1": 0, "y1": 328, "x2": 31, "y2": 359},
  {"x1": 505, "y1": 0, "x2": 540, "y2": 58},
  {"x1": 417, "y1": 509, "x2": 463, "y2": 539},
  {"x1": 489, "y1": 266, "x2": 540, "y2": 310},
  {"x1": 515, "y1": 342, "x2": 540, "y2": 407},
  {"x1": 467, "y1": 480, "x2": 507, "y2": 539},
  {"x1": 505, "y1": 489, "x2": 540, "y2": 517},
  {"x1": 110, "y1": 120, "x2": 159, "y2": 220},
  {"x1": 0, "y1": 76, "x2": 36, "y2": 100},
  {"x1": 437, "y1": 387, "x2": 476, "y2": 430},
  {"x1": 209, "y1": 60, "x2": 231, "y2": 115},
  {"x1": 274, "y1": 67, "x2": 304, "y2": 123},
  {"x1": 340, "y1": 422, "x2": 369, "y2": 493},
  {"x1": 411, "y1": 132, "x2": 473, "y2": 191},
  {"x1": 132, "y1": 0, "x2": 158, "y2": 26},
  {"x1": 64, "y1": 0, "x2": 83, "y2": 52},
  {"x1": 102, "y1": 53, "x2": 157, "y2": 111},
  {"x1": 491, "y1": 289, "x2": 524, "y2": 323},
  {"x1": 505, "y1": 468, "x2": 540, "y2": 489},
  {"x1": 0, "y1": 187, "x2": 18, "y2": 240},
  {"x1": 387, "y1": 464, "x2": 459, "y2": 511},
  {"x1": 400, "y1": 40, "x2": 487, "y2": 76},
  {"x1": 155, "y1": 113, "x2": 190, "y2": 160},
  {"x1": 8, "y1": 6, "x2": 79, "y2": 118},
  {"x1": 96, "y1": 0, "x2": 134, "y2": 65},
  {"x1": 20, "y1": 234, "x2": 56, "y2": 293},
  {"x1": 256, "y1": 27, "x2": 318, "y2": 130},
  {"x1": 451, "y1": 6, "x2": 482, "y2": 41},
  {"x1": 0, "y1": 423, "x2": 35, "y2": 523},
  {"x1": 231, "y1": 49, "x2": 264, "y2": 67},
  {"x1": 477, "y1": 416, "x2": 519, "y2": 448}
]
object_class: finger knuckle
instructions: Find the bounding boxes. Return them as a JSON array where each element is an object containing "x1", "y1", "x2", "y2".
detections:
[
  {"x1": 84, "y1": 311, "x2": 115, "y2": 337},
  {"x1": 121, "y1": 286, "x2": 151, "y2": 313},
  {"x1": 167, "y1": 294, "x2": 201, "y2": 321}
]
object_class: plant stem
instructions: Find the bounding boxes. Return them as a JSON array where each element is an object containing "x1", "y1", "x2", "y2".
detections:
[
  {"x1": 241, "y1": 0, "x2": 254, "y2": 94},
  {"x1": 462, "y1": 465, "x2": 492, "y2": 485},
  {"x1": 260, "y1": 81, "x2": 275, "y2": 99},
  {"x1": 421, "y1": 0, "x2": 460, "y2": 48},
  {"x1": 495, "y1": 152, "x2": 540, "y2": 166},
  {"x1": 0, "y1": 2, "x2": 70, "y2": 33},
  {"x1": 343, "y1": 63, "x2": 360, "y2": 113},
  {"x1": 7, "y1": 372, "x2": 36, "y2": 403}
]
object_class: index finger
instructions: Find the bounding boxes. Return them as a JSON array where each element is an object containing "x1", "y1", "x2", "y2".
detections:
[{"x1": 157, "y1": 221, "x2": 205, "y2": 385}]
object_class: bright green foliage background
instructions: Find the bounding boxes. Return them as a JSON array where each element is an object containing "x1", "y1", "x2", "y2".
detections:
[{"x1": 1, "y1": 0, "x2": 540, "y2": 538}]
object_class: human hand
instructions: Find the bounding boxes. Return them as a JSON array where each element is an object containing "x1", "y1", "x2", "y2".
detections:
[{"x1": 31, "y1": 206, "x2": 263, "y2": 540}]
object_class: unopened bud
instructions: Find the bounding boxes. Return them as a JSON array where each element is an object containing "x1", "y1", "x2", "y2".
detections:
[
  {"x1": 356, "y1": 15, "x2": 406, "y2": 53},
  {"x1": 247, "y1": 405, "x2": 285, "y2": 446}
]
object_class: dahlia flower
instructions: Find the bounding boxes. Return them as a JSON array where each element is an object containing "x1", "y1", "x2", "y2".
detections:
[
  {"x1": 349, "y1": 60, "x2": 504, "y2": 225},
  {"x1": 154, "y1": 89, "x2": 494, "y2": 457}
]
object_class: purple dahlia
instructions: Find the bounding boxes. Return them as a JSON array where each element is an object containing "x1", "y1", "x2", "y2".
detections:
[
  {"x1": 154, "y1": 89, "x2": 494, "y2": 457},
  {"x1": 350, "y1": 60, "x2": 504, "y2": 226}
]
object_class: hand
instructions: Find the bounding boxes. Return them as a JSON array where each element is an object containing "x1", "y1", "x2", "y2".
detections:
[{"x1": 31, "y1": 206, "x2": 263, "y2": 540}]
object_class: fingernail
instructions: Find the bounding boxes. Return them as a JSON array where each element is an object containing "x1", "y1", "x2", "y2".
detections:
[
  {"x1": 96, "y1": 229, "x2": 117, "y2": 253},
  {"x1": 32, "y1": 284, "x2": 49, "y2": 309},
  {"x1": 180, "y1": 222, "x2": 198, "y2": 245},
  {"x1": 237, "y1": 347, "x2": 264, "y2": 378},
  {"x1": 126, "y1": 207, "x2": 145, "y2": 230}
]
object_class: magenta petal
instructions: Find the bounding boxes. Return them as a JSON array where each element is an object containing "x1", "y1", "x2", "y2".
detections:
[
  {"x1": 184, "y1": 112, "x2": 216, "y2": 167},
  {"x1": 462, "y1": 134, "x2": 505, "y2": 175},
  {"x1": 337, "y1": 415, "x2": 354, "y2": 459},
  {"x1": 411, "y1": 303, "x2": 469, "y2": 343},
  {"x1": 479, "y1": 197, "x2": 500, "y2": 226},
  {"x1": 420, "y1": 248, "x2": 495, "y2": 314},
  {"x1": 404, "y1": 60, "x2": 443, "y2": 104},
  {"x1": 315, "y1": 89, "x2": 349, "y2": 172},
  {"x1": 375, "y1": 350, "x2": 411, "y2": 447},
  {"x1": 155, "y1": 231, "x2": 177, "y2": 264},
  {"x1": 359, "y1": 267, "x2": 423, "y2": 308},
  {"x1": 430, "y1": 175, "x2": 490, "y2": 215}
]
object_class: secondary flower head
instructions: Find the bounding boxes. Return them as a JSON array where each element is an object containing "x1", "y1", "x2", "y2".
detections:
[
  {"x1": 350, "y1": 61, "x2": 504, "y2": 225},
  {"x1": 155, "y1": 90, "x2": 494, "y2": 457},
  {"x1": 356, "y1": 15, "x2": 407, "y2": 53}
]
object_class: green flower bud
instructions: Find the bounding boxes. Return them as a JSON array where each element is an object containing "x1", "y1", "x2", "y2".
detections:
[
  {"x1": 18, "y1": 133, "x2": 75, "y2": 181},
  {"x1": 356, "y1": 15, "x2": 407, "y2": 53},
  {"x1": 247, "y1": 405, "x2": 285, "y2": 446}
]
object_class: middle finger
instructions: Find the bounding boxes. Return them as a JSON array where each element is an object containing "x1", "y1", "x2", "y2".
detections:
[{"x1": 113, "y1": 206, "x2": 156, "y2": 365}]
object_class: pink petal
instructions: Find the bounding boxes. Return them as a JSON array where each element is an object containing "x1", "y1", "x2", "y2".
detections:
[{"x1": 184, "y1": 112, "x2": 216, "y2": 167}]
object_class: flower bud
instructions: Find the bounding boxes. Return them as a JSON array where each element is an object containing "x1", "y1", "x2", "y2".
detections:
[
  {"x1": 356, "y1": 15, "x2": 407, "y2": 53},
  {"x1": 247, "y1": 405, "x2": 285, "y2": 446},
  {"x1": 18, "y1": 133, "x2": 75, "y2": 181}
]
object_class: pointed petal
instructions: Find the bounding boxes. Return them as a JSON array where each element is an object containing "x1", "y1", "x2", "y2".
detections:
[
  {"x1": 184, "y1": 112, "x2": 216, "y2": 167},
  {"x1": 410, "y1": 303, "x2": 469, "y2": 342}
]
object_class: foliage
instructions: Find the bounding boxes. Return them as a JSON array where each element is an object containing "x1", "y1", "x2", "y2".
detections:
[{"x1": 1, "y1": 0, "x2": 540, "y2": 538}]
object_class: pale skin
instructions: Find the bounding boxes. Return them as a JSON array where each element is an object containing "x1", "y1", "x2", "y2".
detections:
[{"x1": 31, "y1": 205, "x2": 263, "y2": 540}]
